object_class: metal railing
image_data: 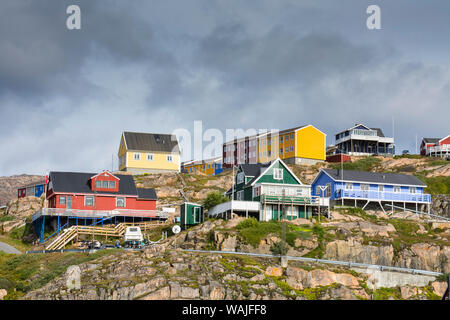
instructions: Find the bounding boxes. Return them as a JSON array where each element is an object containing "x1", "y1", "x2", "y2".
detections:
[
  {"x1": 32, "y1": 208, "x2": 169, "y2": 222},
  {"x1": 335, "y1": 189, "x2": 431, "y2": 203},
  {"x1": 427, "y1": 145, "x2": 450, "y2": 155},
  {"x1": 181, "y1": 249, "x2": 443, "y2": 277}
]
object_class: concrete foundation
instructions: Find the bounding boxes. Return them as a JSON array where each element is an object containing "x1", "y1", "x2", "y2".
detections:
[
  {"x1": 283, "y1": 157, "x2": 324, "y2": 165},
  {"x1": 353, "y1": 266, "x2": 436, "y2": 290}
]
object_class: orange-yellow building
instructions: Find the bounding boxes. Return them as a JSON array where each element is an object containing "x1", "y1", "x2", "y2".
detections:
[
  {"x1": 223, "y1": 125, "x2": 326, "y2": 168},
  {"x1": 181, "y1": 157, "x2": 223, "y2": 176}
]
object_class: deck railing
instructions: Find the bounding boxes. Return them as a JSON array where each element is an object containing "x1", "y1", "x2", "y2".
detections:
[
  {"x1": 335, "y1": 189, "x2": 431, "y2": 203},
  {"x1": 32, "y1": 207, "x2": 168, "y2": 222},
  {"x1": 426, "y1": 145, "x2": 450, "y2": 155}
]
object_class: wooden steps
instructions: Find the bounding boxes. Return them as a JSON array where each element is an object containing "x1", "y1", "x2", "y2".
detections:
[{"x1": 45, "y1": 220, "x2": 168, "y2": 250}]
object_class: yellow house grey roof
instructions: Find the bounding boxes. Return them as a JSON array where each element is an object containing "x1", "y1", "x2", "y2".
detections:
[{"x1": 123, "y1": 132, "x2": 180, "y2": 153}]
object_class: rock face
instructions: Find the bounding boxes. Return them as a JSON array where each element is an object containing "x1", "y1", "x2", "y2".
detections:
[
  {"x1": 0, "y1": 289, "x2": 7, "y2": 300},
  {"x1": 0, "y1": 174, "x2": 45, "y2": 206},
  {"x1": 431, "y1": 195, "x2": 450, "y2": 218},
  {"x1": 325, "y1": 238, "x2": 394, "y2": 266},
  {"x1": 396, "y1": 243, "x2": 450, "y2": 273},
  {"x1": 6, "y1": 196, "x2": 43, "y2": 219}
]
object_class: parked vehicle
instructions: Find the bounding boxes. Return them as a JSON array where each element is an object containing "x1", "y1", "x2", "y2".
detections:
[
  {"x1": 124, "y1": 227, "x2": 145, "y2": 249},
  {"x1": 402, "y1": 150, "x2": 409, "y2": 155},
  {"x1": 88, "y1": 240, "x2": 102, "y2": 249}
]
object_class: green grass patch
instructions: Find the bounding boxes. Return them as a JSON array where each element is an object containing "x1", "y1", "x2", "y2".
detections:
[
  {"x1": 414, "y1": 173, "x2": 450, "y2": 195},
  {"x1": 236, "y1": 218, "x2": 310, "y2": 248},
  {"x1": 0, "y1": 249, "x2": 121, "y2": 299},
  {"x1": 0, "y1": 215, "x2": 15, "y2": 223},
  {"x1": 373, "y1": 287, "x2": 402, "y2": 300},
  {"x1": 330, "y1": 156, "x2": 382, "y2": 172}
]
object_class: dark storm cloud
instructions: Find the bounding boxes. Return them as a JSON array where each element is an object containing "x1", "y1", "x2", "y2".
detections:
[{"x1": 0, "y1": 0, "x2": 449, "y2": 175}]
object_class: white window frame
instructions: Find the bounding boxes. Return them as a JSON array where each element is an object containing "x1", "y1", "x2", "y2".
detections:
[
  {"x1": 116, "y1": 197, "x2": 126, "y2": 208},
  {"x1": 409, "y1": 187, "x2": 416, "y2": 194},
  {"x1": 345, "y1": 183, "x2": 353, "y2": 190},
  {"x1": 147, "y1": 153, "x2": 154, "y2": 161},
  {"x1": 237, "y1": 190, "x2": 244, "y2": 200},
  {"x1": 378, "y1": 185, "x2": 384, "y2": 192},
  {"x1": 237, "y1": 172, "x2": 245, "y2": 184},
  {"x1": 273, "y1": 168, "x2": 283, "y2": 180},
  {"x1": 393, "y1": 186, "x2": 401, "y2": 193},
  {"x1": 360, "y1": 184, "x2": 370, "y2": 191},
  {"x1": 134, "y1": 153, "x2": 140, "y2": 160},
  {"x1": 84, "y1": 196, "x2": 94, "y2": 207},
  {"x1": 167, "y1": 155, "x2": 173, "y2": 162}
]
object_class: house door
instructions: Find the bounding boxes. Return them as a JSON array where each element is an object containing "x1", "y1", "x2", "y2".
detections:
[
  {"x1": 194, "y1": 207, "x2": 200, "y2": 223},
  {"x1": 67, "y1": 196, "x2": 72, "y2": 210},
  {"x1": 298, "y1": 206, "x2": 306, "y2": 219}
]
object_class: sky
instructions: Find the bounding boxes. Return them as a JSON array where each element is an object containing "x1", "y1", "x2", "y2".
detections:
[{"x1": 0, "y1": 0, "x2": 449, "y2": 176}]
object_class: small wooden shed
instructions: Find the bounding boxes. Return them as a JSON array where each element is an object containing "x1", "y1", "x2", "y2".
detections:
[{"x1": 180, "y1": 202, "x2": 204, "y2": 229}]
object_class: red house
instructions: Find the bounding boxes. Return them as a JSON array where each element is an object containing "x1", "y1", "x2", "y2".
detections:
[
  {"x1": 46, "y1": 171, "x2": 157, "y2": 212},
  {"x1": 421, "y1": 135, "x2": 450, "y2": 157}
]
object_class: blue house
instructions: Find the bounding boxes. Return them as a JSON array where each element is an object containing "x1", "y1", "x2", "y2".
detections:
[
  {"x1": 214, "y1": 162, "x2": 223, "y2": 175},
  {"x1": 311, "y1": 169, "x2": 431, "y2": 214},
  {"x1": 17, "y1": 181, "x2": 46, "y2": 199}
]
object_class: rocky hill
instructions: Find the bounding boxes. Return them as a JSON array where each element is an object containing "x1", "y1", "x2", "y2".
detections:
[
  {"x1": 0, "y1": 155, "x2": 449, "y2": 300},
  {"x1": 16, "y1": 213, "x2": 449, "y2": 300},
  {"x1": 0, "y1": 175, "x2": 44, "y2": 206}
]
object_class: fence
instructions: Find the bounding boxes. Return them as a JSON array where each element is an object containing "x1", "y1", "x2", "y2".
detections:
[
  {"x1": 32, "y1": 207, "x2": 169, "y2": 222},
  {"x1": 181, "y1": 249, "x2": 443, "y2": 277}
]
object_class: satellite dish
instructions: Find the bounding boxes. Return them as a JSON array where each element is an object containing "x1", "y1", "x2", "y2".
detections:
[{"x1": 172, "y1": 225, "x2": 181, "y2": 234}]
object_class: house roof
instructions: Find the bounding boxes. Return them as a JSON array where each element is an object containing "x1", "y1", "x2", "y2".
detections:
[
  {"x1": 49, "y1": 171, "x2": 157, "y2": 198},
  {"x1": 137, "y1": 188, "x2": 158, "y2": 200},
  {"x1": 422, "y1": 138, "x2": 440, "y2": 144},
  {"x1": 336, "y1": 124, "x2": 388, "y2": 138},
  {"x1": 321, "y1": 169, "x2": 427, "y2": 187},
  {"x1": 239, "y1": 163, "x2": 266, "y2": 178},
  {"x1": 244, "y1": 162, "x2": 273, "y2": 186},
  {"x1": 18, "y1": 180, "x2": 46, "y2": 189},
  {"x1": 123, "y1": 132, "x2": 180, "y2": 153},
  {"x1": 370, "y1": 128, "x2": 385, "y2": 137}
]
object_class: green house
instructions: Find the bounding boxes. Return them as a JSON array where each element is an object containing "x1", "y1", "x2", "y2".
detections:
[
  {"x1": 180, "y1": 202, "x2": 204, "y2": 228},
  {"x1": 225, "y1": 158, "x2": 315, "y2": 220}
]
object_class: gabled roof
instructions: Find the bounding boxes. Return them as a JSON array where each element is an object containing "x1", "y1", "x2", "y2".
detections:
[
  {"x1": 239, "y1": 163, "x2": 267, "y2": 178},
  {"x1": 248, "y1": 158, "x2": 304, "y2": 186},
  {"x1": 137, "y1": 188, "x2": 158, "y2": 200},
  {"x1": 370, "y1": 128, "x2": 385, "y2": 137},
  {"x1": 123, "y1": 131, "x2": 180, "y2": 153},
  {"x1": 48, "y1": 171, "x2": 157, "y2": 197},
  {"x1": 320, "y1": 169, "x2": 426, "y2": 187},
  {"x1": 439, "y1": 135, "x2": 450, "y2": 143},
  {"x1": 422, "y1": 138, "x2": 440, "y2": 144},
  {"x1": 336, "y1": 124, "x2": 387, "y2": 137}
]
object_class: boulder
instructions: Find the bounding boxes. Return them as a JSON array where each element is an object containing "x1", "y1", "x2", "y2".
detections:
[
  {"x1": 265, "y1": 266, "x2": 283, "y2": 277},
  {"x1": 431, "y1": 281, "x2": 447, "y2": 297},
  {"x1": 0, "y1": 289, "x2": 7, "y2": 300},
  {"x1": 220, "y1": 236, "x2": 237, "y2": 252},
  {"x1": 141, "y1": 286, "x2": 171, "y2": 300},
  {"x1": 400, "y1": 286, "x2": 417, "y2": 299}
]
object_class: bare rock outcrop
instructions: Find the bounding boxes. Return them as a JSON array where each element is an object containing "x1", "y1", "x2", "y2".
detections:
[{"x1": 325, "y1": 238, "x2": 394, "y2": 266}]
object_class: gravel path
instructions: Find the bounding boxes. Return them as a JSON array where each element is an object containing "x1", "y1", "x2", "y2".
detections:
[{"x1": 0, "y1": 241, "x2": 22, "y2": 254}]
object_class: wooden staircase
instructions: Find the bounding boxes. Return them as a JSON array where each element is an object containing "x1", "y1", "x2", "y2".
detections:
[{"x1": 45, "y1": 220, "x2": 168, "y2": 250}]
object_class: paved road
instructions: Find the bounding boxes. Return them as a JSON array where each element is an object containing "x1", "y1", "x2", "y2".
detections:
[{"x1": 0, "y1": 241, "x2": 22, "y2": 254}]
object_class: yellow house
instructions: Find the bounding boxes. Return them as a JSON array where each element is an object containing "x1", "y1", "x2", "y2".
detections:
[
  {"x1": 256, "y1": 125, "x2": 326, "y2": 164},
  {"x1": 223, "y1": 125, "x2": 326, "y2": 168},
  {"x1": 118, "y1": 131, "x2": 181, "y2": 174}
]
